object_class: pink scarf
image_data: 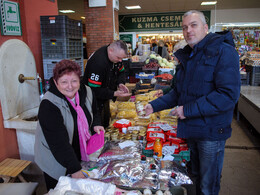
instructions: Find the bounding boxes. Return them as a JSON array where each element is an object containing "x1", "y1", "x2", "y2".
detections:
[{"x1": 66, "y1": 92, "x2": 91, "y2": 161}]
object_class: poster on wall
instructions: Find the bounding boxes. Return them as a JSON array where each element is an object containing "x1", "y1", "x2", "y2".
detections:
[{"x1": 0, "y1": 0, "x2": 22, "y2": 36}]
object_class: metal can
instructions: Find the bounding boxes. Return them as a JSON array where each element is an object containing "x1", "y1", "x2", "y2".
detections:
[{"x1": 136, "y1": 101, "x2": 146, "y2": 116}]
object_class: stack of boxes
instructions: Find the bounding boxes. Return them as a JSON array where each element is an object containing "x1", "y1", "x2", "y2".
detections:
[{"x1": 40, "y1": 15, "x2": 83, "y2": 82}]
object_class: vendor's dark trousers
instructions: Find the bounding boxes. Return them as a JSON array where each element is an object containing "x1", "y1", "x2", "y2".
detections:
[
  {"x1": 100, "y1": 100, "x2": 110, "y2": 128},
  {"x1": 43, "y1": 172, "x2": 58, "y2": 191},
  {"x1": 187, "y1": 139, "x2": 226, "y2": 195}
]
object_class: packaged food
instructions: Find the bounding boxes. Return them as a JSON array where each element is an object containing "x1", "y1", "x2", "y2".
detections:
[
  {"x1": 165, "y1": 129, "x2": 177, "y2": 137},
  {"x1": 128, "y1": 126, "x2": 146, "y2": 133},
  {"x1": 117, "y1": 102, "x2": 135, "y2": 110},
  {"x1": 167, "y1": 136, "x2": 185, "y2": 144},
  {"x1": 146, "y1": 132, "x2": 165, "y2": 142},
  {"x1": 148, "y1": 91, "x2": 158, "y2": 101},
  {"x1": 135, "y1": 94, "x2": 149, "y2": 102},
  {"x1": 163, "y1": 141, "x2": 171, "y2": 147},
  {"x1": 113, "y1": 119, "x2": 132, "y2": 131},
  {"x1": 145, "y1": 142, "x2": 155, "y2": 150},
  {"x1": 116, "y1": 110, "x2": 137, "y2": 119},
  {"x1": 147, "y1": 128, "x2": 164, "y2": 133}
]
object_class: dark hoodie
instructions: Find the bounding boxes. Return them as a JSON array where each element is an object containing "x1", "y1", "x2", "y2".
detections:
[
  {"x1": 38, "y1": 78, "x2": 101, "y2": 174},
  {"x1": 150, "y1": 31, "x2": 241, "y2": 140}
]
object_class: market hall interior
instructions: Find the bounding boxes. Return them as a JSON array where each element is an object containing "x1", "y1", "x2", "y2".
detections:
[{"x1": 0, "y1": 0, "x2": 260, "y2": 195}]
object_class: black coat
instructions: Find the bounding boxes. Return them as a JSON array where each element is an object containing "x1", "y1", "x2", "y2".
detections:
[{"x1": 38, "y1": 78, "x2": 101, "y2": 174}]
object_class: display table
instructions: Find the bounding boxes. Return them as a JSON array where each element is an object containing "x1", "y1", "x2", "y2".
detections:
[{"x1": 237, "y1": 86, "x2": 260, "y2": 133}]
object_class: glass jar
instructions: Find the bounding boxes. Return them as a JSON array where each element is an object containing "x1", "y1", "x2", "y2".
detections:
[
  {"x1": 111, "y1": 132, "x2": 118, "y2": 141},
  {"x1": 132, "y1": 133, "x2": 138, "y2": 141}
]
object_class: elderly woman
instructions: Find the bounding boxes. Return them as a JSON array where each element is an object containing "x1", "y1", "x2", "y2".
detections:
[
  {"x1": 154, "y1": 40, "x2": 171, "y2": 60},
  {"x1": 34, "y1": 60, "x2": 104, "y2": 190}
]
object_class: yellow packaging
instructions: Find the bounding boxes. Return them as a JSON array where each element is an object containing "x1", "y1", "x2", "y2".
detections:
[{"x1": 116, "y1": 110, "x2": 138, "y2": 119}]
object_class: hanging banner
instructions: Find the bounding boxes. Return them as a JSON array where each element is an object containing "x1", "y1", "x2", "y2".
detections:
[
  {"x1": 119, "y1": 11, "x2": 211, "y2": 32},
  {"x1": 0, "y1": 0, "x2": 22, "y2": 36}
]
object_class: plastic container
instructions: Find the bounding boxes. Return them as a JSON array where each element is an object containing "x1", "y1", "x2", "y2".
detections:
[
  {"x1": 43, "y1": 58, "x2": 83, "y2": 79},
  {"x1": 172, "y1": 150, "x2": 190, "y2": 162},
  {"x1": 41, "y1": 38, "x2": 83, "y2": 59},
  {"x1": 40, "y1": 15, "x2": 82, "y2": 39},
  {"x1": 153, "y1": 138, "x2": 162, "y2": 158}
]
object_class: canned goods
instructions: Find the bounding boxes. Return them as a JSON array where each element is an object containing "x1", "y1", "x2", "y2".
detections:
[
  {"x1": 136, "y1": 101, "x2": 146, "y2": 116},
  {"x1": 111, "y1": 132, "x2": 118, "y2": 141}
]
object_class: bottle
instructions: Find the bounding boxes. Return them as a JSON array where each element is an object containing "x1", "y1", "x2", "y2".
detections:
[
  {"x1": 45, "y1": 80, "x2": 50, "y2": 93},
  {"x1": 153, "y1": 138, "x2": 162, "y2": 158}
]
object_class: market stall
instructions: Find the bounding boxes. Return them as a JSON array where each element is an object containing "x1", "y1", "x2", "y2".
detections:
[{"x1": 47, "y1": 90, "x2": 194, "y2": 195}]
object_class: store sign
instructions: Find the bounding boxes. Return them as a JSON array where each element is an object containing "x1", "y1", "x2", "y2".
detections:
[
  {"x1": 119, "y1": 11, "x2": 210, "y2": 32},
  {"x1": 0, "y1": 0, "x2": 22, "y2": 36},
  {"x1": 120, "y1": 34, "x2": 133, "y2": 44}
]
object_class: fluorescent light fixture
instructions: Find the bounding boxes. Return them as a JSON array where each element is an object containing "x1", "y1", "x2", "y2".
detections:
[
  {"x1": 81, "y1": 16, "x2": 86, "y2": 19},
  {"x1": 221, "y1": 22, "x2": 260, "y2": 27},
  {"x1": 59, "y1": 10, "x2": 75, "y2": 13},
  {"x1": 201, "y1": 1, "x2": 217, "y2": 5},
  {"x1": 138, "y1": 33, "x2": 183, "y2": 36},
  {"x1": 125, "y1": 5, "x2": 141, "y2": 9}
]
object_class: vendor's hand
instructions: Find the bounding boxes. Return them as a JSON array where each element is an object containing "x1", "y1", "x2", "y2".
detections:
[
  {"x1": 144, "y1": 104, "x2": 154, "y2": 116},
  {"x1": 114, "y1": 90, "x2": 131, "y2": 97},
  {"x1": 119, "y1": 84, "x2": 129, "y2": 93},
  {"x1": 94, "y1": 126, "x2": 105, "y2": 134},
  {"x1": 71, "y1": 170, "x2": 86, "y2": 179},
  {"x1": 171, "y1": 106, "x2": 186, "y2": 119},
  {"x1": 154, "y1": 89, "x2": 163, "y2": 97}
]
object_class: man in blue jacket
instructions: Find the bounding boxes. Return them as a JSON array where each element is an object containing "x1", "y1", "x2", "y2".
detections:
[{"x1": 145, "y1": 10, "x2": 240, "y2": 195}]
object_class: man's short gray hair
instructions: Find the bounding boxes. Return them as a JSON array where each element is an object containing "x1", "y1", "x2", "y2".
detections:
[
  {"x1": 183, "y1": 10, "x2": 206, "y2": 25},
  {"x1": 109, "y1": 40, "x2": 127, "y2": 55}
]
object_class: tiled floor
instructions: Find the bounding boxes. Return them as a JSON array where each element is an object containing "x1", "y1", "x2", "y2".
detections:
[
  {"x1": 220, "y1": 117, "x2": 260, "y2": 195},
  {"x1": 20, "y1": 116, "x2": 260, "y2": 195}
]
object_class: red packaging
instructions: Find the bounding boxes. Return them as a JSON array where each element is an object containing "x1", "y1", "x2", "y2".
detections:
[
  {"x1": 145, "y1": 142, "x2": 155, "y2": 150},
  {"x1": 148, "y1": 122, "x2": 166, "y2": 128},
  {"x1": 166, "y1": 129, "x2": 177, "y2": 137},
  {"x1": 113, "y1": 119, "x2": 131, "y2": 131},
  {"x1": 174, "y1": 149, "x2": 180, "y2": 154},
  {"x1": 167, "y1": 136, "x2": 185, "y2": 144},
  {"x1": 147, "y1": 127, "x2": 164, "y2": 133},
  {"x1": 179, "y1": 143, "x2": 189, "y2": 151},
  {"x1": 146, "y1": 131, "x2": 165, "y2": 142},
  {"x1": 163, "y1": 141, "x2": 171, "y2": 147}
]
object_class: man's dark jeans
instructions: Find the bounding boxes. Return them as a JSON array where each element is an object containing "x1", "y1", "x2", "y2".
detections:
[{"x1": 188, "y1": 139, "x2": 226, "y2": 195}]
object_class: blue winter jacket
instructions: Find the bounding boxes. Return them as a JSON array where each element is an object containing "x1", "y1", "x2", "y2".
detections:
[{"x1": 151, "y1": 31, "x2": 241, "y2": 140}]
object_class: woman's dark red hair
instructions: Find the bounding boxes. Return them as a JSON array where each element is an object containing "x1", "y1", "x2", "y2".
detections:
[{"x1": 53, "y1": 60, "x2": 81, "y2": 81}]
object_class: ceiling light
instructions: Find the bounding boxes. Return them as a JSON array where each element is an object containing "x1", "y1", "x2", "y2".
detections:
[
  {"x1": 221, "y1": 23, "x2": 260, "y2": 27},
  {"x1": 59, "y1": 10, "x2": 75, "y2": 13},
  {"x1": 81, "y1": 16, "x2": 85, "y2": 19},
  {"x1": 125, "y1": 5, "x2": 141, "y2": 10},
  {"x1": 201, "y1": 1, "x2": 217, "y2": 5}
]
